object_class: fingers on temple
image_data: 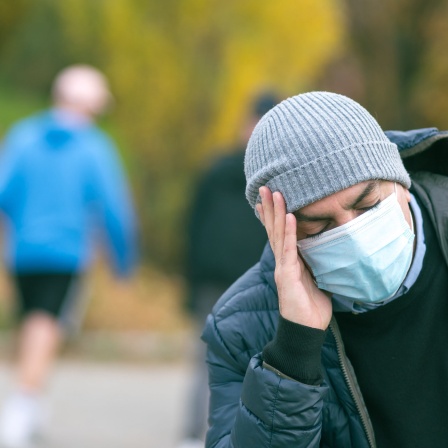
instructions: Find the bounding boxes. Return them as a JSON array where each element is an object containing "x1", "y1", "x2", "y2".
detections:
[
  {"x1": 256, "y1": 205, "x2": 265, "y2": 228},
  {"x1": 259, "y1": 187, "x2": 274, "y2": 239},
  {"x1": 273, "y1": 192, "x2": 286, "y2": 260},
  {"x1": 284, "y1": 213, "x2": 299, "y2": 264}
]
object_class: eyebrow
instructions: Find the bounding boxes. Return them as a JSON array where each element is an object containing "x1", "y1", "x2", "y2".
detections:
[
  {"x1": 294, "y1": 181, "x2": 380, "y2": 222},
  {"x1": 348, "y1": 180, "x2": 380, "y2": 209}
]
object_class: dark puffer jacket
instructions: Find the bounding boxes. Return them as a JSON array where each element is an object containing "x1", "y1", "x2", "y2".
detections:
[{"x1": 202, "y1": 129, "x2": 448, "y2": 448}]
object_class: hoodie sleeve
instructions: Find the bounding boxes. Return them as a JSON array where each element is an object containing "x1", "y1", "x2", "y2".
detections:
[
  {"x1": 89, "y1": 132, "x2": 138, "y2": 277},
  {"x1": 0, "y1": 124, "x2": 27, "y2": 214}
]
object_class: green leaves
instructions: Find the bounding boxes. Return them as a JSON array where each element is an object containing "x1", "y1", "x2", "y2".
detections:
[{"x1": 0, "y1": 0, "x2": 344, "y2": 270}]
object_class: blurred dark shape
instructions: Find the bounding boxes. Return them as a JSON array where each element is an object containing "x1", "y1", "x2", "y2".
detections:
[
  {"x1": 179, "y1": 91, "x2": 279, "y2": 446},
  {"x1": 252, "y1": 92, "x2": 279, "y2": 120},
  {"x1": 342, "y1": 0, "x2": 445, "y2": 129},
  {"x1": 0, "y1": 65, "x2": 137, "y2": 447},
  {"x1": 387, "y1": 128, "x2": 448, "y2": 176},
  {"x1": 185, "y1": 91, "x2": 278, "y2": 316},
  {"x1": 0, "y1": 1, "x2": 31, "y2": 53},
  {"x1": 315, "y1": 54, "x2": 365, "y2": 104}
]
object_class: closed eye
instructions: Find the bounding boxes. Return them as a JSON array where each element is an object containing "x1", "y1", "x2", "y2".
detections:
[
  {"x1": 358, "y1": 199, "x2": 381, "y2": 212},
  {"x1": 306, "y1": 199, "x2": 382, "y2": 238},
  {"x1": 306, "y1": 226, "x2": 329, "y2": 239}
]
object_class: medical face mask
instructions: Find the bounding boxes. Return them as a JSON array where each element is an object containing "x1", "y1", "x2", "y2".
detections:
[{"x1": 297, "y1": 185, "x2": 415, "y2": 303}]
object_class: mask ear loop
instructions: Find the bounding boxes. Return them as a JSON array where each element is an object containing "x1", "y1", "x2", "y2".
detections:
[
  {"x1": 409, "y1": 204, "x2": 415, "y2": 234},
  {"x1": 396, "y1": 182, "x2": 415, "y2": 233}
]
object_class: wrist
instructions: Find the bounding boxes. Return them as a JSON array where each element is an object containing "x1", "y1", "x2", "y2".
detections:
[{"x1": 262, "y1": 314, "x2": 327, "y2": 385}]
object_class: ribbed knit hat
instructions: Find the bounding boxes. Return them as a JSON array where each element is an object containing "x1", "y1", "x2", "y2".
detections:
[{"x1": 245, "y1": 91, "x2": 411, "y2": 214}]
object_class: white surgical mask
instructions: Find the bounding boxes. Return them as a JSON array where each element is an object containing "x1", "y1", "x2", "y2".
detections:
[{"x1": 297, "y1": 184, "x2": 415, "y2": 303}]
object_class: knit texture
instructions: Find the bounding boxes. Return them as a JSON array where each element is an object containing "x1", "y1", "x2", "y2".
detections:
[
  {"x1": 262, "y1": 315, "x2": 327, "y2": 385},
  {"x1": 244, "y1": 91, "x2": 411, "y2": 214}
]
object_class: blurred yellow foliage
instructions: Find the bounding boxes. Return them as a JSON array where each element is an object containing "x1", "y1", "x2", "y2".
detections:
[
  {"x1": 51, "y1": 0, "x2": 344, "y2": 269},
  {"x1": 0, "y1": 0, "x2": 344, "y2": 270}
]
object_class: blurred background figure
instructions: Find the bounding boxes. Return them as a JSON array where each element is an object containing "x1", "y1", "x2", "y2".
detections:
[
  {"x1": 0, "y1": 65, "x2": 137, "y2": 448},
  {"x1": 179, "y1": 92, "x2": 279, "y2": 448}
]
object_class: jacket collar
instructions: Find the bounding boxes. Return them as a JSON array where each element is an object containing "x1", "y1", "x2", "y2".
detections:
[
  {"x1": 411, "y1": 173, "x2": 448, "y2": 267},
  {"x1": 385, "y1": 127, "x2": 448, "y2": 158}
]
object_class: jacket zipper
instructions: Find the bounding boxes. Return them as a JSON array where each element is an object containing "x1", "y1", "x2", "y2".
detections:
[{"x1": 329, "y1": 318, "x2": 376, "y2": 448}]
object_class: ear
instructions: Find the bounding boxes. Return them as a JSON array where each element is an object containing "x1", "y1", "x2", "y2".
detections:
[
  {"x1": 403, "y1": 187, "x2": 411, "y2": 203},
  {"x1": 398, "y1": 182, "x2": 411, "y2": 203}
]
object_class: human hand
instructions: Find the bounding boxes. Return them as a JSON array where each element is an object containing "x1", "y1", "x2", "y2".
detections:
[{"x1": 256, "y1": 187, "x2": 332, "y2": 330}]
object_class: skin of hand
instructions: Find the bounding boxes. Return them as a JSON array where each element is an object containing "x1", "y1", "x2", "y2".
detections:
[{"x1": 256, "y1": 186, "x2": 332, "y2": 330}]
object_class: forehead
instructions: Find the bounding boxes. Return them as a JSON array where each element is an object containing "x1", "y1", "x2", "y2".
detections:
[{"x1": 295, "y1": 180, "x2": 386, "y2": 216}]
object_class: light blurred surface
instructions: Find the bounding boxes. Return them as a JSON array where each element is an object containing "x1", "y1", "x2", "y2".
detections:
[{"x1": 0, "y1": 361, "x2": 191, "y2": 448}]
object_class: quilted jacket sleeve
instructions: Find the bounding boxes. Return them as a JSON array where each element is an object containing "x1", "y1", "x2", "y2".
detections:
[{"x1": 203, "y1": 310, "x2": 329, "y2": 448}]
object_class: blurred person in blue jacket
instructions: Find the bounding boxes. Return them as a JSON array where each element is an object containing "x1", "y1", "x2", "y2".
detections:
[{"x1": 0, "y1": 65, "x2": 137, "y2": 447}]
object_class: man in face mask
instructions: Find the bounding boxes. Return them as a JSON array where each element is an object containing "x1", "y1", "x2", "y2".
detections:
[{"x1": 202, "y1": 91, "x2": 448, "y2": 448}]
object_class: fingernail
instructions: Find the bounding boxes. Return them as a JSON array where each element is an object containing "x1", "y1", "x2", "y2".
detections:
[{"x1": 259, "y1": 188, "x2": 264, "y2": 199}]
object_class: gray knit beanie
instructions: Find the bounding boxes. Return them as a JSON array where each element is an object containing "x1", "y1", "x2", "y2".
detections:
[{"x1": 245, "y1": 91, "x2": 411, "y2": 214}]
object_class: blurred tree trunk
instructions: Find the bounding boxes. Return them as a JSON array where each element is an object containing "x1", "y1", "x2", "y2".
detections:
[
  {"x1": 0, "y1": 0, "x2": 32, "y2": 52},
  {"x1": 342, "y1": 0, "x2": 443, "y2": 129}
]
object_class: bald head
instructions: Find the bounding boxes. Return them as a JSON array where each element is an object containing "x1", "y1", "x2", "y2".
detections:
[{"x1": 52, "y1": 65, "x2": 112, "y2": 117}]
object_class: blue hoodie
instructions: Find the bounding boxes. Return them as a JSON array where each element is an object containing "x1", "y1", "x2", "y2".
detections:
[{"x1": 0, "y1": 109, "x2": 137, "y2": 276}]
